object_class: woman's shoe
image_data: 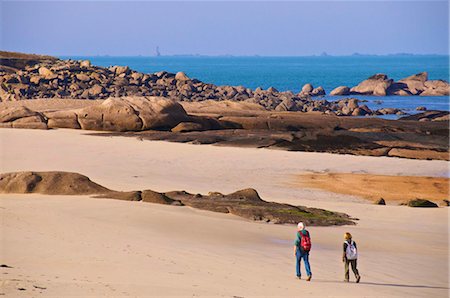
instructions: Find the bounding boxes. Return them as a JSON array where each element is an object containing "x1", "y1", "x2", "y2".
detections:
[
  {"x1": 297, "y1": 275, "x2": 301, "y2": 280},
  {"x1": 356, "y1": 276, "x2": 361, "y2": 283},
  {"x1": 306, "y1": 275, "x2": 311, "y2": 281}
]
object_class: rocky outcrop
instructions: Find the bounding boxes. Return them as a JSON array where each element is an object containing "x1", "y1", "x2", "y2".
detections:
[
  {"x1": 1, "y1": 51, "x2": 322, "y2": 112},
  {"x1": 0, "y1": 106, "x2": 47, "y2": 129},
  {"x1": 0, "y1": 97, "x2": 447, "y2": 160},
  {"x1": 96, "y1": 107, "x2": 449, "y2": 161},
  {"x1": 0, "y1": 106, "x2": 38, "y2": 123},
  {"x1": 300, "y1": 84, "x2": 326, "y2": 97},
  {"x1": 421, "y1": 80, "x2": 450, "y2": 96},
  {"x1": 0, "y1": 171, "x2": 355, "y2": 226},
  {"x1": 0, "y1": 54, "x2": 353, "y2": 113},
  {"x1": 164, "y1": 189, "x2": 355, "y2": 225},
  {"x1": 0, "y1": 96, "x2": 215, "y2": 132},
  {"x1": 0, "y1": 171, "x2": 109, "y2": 195},
  {"x1": 400, "y1": 110, "x2": 450, "y2": 122},
  {"x1": 301, "y1": 84, "x2": 314, "y2": 94},
  {"x1": 349, "y1": 72, "x2": 449, "y2": 96},
  {"x1": 311, "y1": 86, "x2": 325, "y2": 96},
  {"x1": 330, "y1": 86, "x2": 350, "y2": 96},
  {"x1": 1, "y1": 51, "x2": 448, "y2": 115},
  {"x1": 396, "y1": 72, "x2": 428, "y2": 95},
  {"x1": 331, "y1": 98, "x2": 373, "y2": 116},
  {"x1": 0, "y1": 51, "x2": 57, "y2": 73},
  {"x1": 350, "y1": 74, "x2": 393, "y2": 96}
]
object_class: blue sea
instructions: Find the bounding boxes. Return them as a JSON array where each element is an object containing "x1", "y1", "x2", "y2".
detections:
[{"x1": 61, "y1": 55, "x2": 450, "y2": 116}]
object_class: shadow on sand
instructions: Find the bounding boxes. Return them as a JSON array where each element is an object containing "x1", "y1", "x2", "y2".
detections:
[
  {"x1": 359, "y1": 281, "x2": 449, "y2": 290},
  {"x1": 311, "y1": 279, "x2": 449, "y2": 290}
]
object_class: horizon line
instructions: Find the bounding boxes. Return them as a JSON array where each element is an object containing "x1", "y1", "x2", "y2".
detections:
[{"x1": 56, "y1": 53, "x2": 450, "y2": 58}]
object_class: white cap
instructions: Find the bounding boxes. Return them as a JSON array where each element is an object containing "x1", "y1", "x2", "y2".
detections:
[{"x1": 297, "y1": 222, "x2": 305, "y2": 230}]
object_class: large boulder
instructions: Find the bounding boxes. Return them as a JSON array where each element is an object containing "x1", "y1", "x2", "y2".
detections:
[
  {"x1": 89, "y1": 84, "x2": 104, "y2": 96},
  {"x1": 121, "y1": 96, "x2": 190, "y2": 130},
  {"x1": 0, "y1": 171, "x2": 110, "y2": 195},
  {"x1": 175, "y1": 72, "x2": 190, "y2": 81},
  {"x1": 12, "y1": 115, "x2": 47, "y2": 129},
  {"x1": 311, "y1": 86, "x2": 325, "y2": 96},
  {"x1": 80, "y1": 60, "x2": 91, "y2": 68},
  {"x1": 347, "y1": 98, "x2": 359, "y2": 110},
  {"x1": 351, "y1": 107, "x2": 368, "y2": 116},
  {"x1": 330, "y1": 86, "x2": 350, "y2": 96},
  {"x1": 398, "y1": 72, "x2": 428, "y2": 95},
  {"x1": 387, "y1": 82, "x2": 412, "y2": 96},
  {"x1": 38, "y1": 67, "x2": 57, "y2": 80},
  {"x1": 267, "y1": 86, "x2": 278, "y2": 93},
  {"x1": 275, "y1": 98, "x2": 296, "y2": 111},
  {"x1": 0, "y1": 106, "x2": 38, "y2": 123},
  {"x1": 29, "y1": 76, "x2": 41, "y2": 85},
  {"x1": 0, "y1": 97, "x2": 218, "y2": 132},
  {"x1": 44, "y1": 110, "x2": 81, "y2": 129},
  {"x1": 403, "y1": 72, "x2": 428, "y2": 82},
  {"x1": 350, "y1": 74, "x2": 393, "y2": 96},
  {"x1": 114, "y1": 66, "x2": 130, "y2": 76},
  {"x1": 76, "y1": 98, "x2": 143, "y2": 131},
  {"x1": 421, "y1": 80, "x2": 450, "y2": 96},
  {"x1": 301, "y1": 84, "x2": 314, "y2": 93},
  {"x1": 76, "y1": 73, "x2": 90, "y2": 82}
]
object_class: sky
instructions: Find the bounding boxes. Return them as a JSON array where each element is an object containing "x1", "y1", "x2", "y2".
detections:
[{"x1": 1, "y1": 1, "x2": 449, "y2": 56}]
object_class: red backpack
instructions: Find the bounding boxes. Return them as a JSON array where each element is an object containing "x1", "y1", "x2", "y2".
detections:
[{"x1": 299, "y1": 231, "x2": 312, "y2": 252}]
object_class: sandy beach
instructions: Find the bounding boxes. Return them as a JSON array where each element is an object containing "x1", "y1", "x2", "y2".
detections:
[
  {"x1": 2, "y1": 0, "x2": 450, "y2": 296},
  {"x1": 1, "y1": 128, "x2": 449, "y2": 297}
]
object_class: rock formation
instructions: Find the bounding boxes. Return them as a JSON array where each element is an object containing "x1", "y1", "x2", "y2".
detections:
[
  {"x1": 0, "y1": 96, "x2": 220, "y2": 132},
  {"x1": 0, "y1": 97, "x2": 448, "y2": 160},
  {"x1": 350, "y1": 74, "x2": 393, "y2": 96},
  {"x1": 0, "y1": 171, "x2": 109, "y2": 195},
  {"x1": 348, "y1": 72, "x2": 449, "y2": 96},
  {"x1": 1, "y1": 50, "x2": 449, "y2": 122},
  {"x1": 330, "y1": 86, "x2": 350, "y2": 96},
  {"x1": 1, "y1": 51, "x2": 326, "y2": 112},
  {"x1": 0, "y1": 171, "x2": 355, "y2": 226}
]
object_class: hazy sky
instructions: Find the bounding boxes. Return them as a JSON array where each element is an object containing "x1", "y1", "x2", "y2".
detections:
[{"x1": 1, "y1": 1, "x2": 449, "y2": 56}]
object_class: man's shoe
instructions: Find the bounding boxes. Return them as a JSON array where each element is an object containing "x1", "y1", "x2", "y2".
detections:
[
  {"x1": 297, "y1": 276, "x2": 301, "y2": 280},
  {"x1": 306, "y1": 275, "x2": 311, "y2": 281},
  {"x1": 356, "y1": 276, "x2": 361, "y2": 283}
]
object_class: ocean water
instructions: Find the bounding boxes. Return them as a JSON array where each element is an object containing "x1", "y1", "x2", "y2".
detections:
[{"x1": 61, "y1": 55, "x2": 450, "y2": 114}]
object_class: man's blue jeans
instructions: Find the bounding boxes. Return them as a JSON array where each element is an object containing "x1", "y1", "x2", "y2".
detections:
[{"x1": 296, "y1": 249, "x2": 311, "y2": 277}]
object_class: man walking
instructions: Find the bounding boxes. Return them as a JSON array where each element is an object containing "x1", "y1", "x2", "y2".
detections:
[{"x1": 294, "y1": 222, "x2": 312, "y2": 281}]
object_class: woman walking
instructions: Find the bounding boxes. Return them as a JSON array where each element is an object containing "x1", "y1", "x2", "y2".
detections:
[{"x1": 343, "y1": 232, "x2": 361, "y2": 283}]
